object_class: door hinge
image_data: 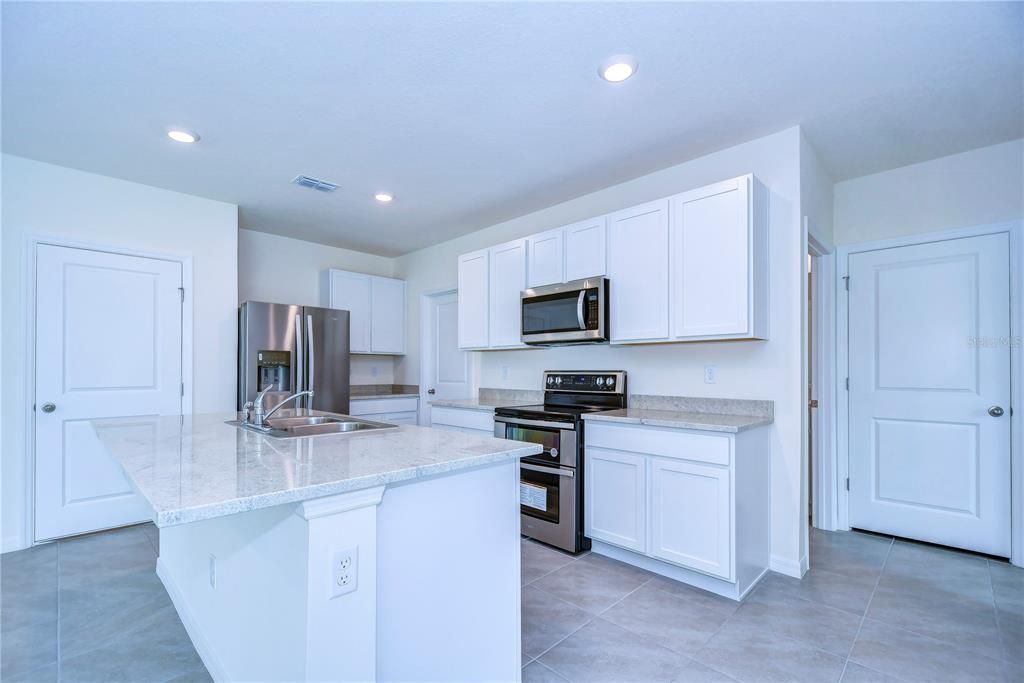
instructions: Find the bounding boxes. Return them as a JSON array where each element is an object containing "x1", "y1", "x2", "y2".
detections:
[
  {"x1": 845, "y1": 377, "x2": 850, "y2": 390},
  {"x1": 845, "y1": 477, "x2": 850, "y2": 491},
  {"x1": 178, "y1": 287, "x2": 185, "y2": 302},
  {"x1": 180, "y1": 382, "x2": 185, "y2": 397},
  {"x1": 843, "y1": 275, "x2": 849, "y2": 291}
]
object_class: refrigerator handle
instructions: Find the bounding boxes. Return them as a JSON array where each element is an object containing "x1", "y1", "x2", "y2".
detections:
[
  {"x1": 306, "y1": 314, "x2": 315, "y2": 410},
  {"x1": 295, "y1": 314, "x2": 304, "y2": 396}
]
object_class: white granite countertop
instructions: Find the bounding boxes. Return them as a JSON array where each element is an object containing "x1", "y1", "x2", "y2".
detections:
[
  {"x1": 428, "y1": 398, "x2": 534, "y2": 411},
  {"x1": 350, "y1": 393, "x2": 419, "y2": 400},
  {"x1": 94, "y1": 411, "x2": 541, "y2": 527},
  {"x1": 582, "y1": 408, "x2": 773, "y2": 433}
]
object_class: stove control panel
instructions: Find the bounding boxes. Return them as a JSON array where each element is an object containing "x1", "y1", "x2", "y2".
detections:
[{"x1": 543, "y1": 371, "x2": 626, "y2": 394}]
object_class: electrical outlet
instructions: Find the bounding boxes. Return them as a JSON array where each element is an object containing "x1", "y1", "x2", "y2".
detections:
[
  {"x1": 704, "y1": 365, "x2": 717, "y2": 384},
  {"x1": 502, "y1": 366, "x2": 510, "y2": 380},
  {"x1": 209, "y1": 554, "x2": 217, "y2": 589},
  {"x1": 330, "y1": 547, "x2": 358, "y2": 599}
]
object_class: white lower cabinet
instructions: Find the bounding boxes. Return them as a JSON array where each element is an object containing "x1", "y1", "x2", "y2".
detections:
[
  {"x1": 584, "y1": 420, "x2": 769, "y2": 600},
  {"x1": 429, "y1": 406, "x2": 495, "y2": 437},
  {"x1": 585, "y1": 448, "x2": 646, "y2": 553},
  {"x1": 348, "y1": 397, "x2": 418, "y2": 425},
  {"x1": 649, "y1": 457, "x2": 731, "y2": 580}
]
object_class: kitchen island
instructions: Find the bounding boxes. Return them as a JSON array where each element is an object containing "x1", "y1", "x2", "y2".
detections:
[{"x1": 94, "y1": 411, "x2": 541, "y2": 683}]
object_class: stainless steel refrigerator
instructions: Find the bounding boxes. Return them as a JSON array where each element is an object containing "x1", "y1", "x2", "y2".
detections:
[{"x1": 238, "y1": 302, "x2": 351, "y2": 414}]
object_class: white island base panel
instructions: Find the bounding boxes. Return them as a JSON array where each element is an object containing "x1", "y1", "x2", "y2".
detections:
[{"x1": 156, "y1": 460, "x2": 521, "y2": 683}]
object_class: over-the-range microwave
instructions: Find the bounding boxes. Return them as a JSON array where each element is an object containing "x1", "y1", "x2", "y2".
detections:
[{"x1": 520, "y1": 277, "x2": 609, "y2": 346}]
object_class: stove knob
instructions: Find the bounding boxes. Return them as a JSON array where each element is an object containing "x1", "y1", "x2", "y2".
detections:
[
  {"x1": 605, "y1": 376, "x2": 615, "y2": 388},
  {"x1": 554, "y1": 376, "x2": 562, "y2": 385},
  {"x1": 596, "y1": 377, "x2": 604, "y2": 386},
  {"x1": 546, "y1": 376, "x2": 554, "y2": 386}
]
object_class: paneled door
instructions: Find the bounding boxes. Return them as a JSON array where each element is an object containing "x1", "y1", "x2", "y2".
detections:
[
  {"x1": 848, "y1": 233, "x2": 1011, "y2": 556},
  {"x1": 34, "y1": 244, "x2": 183, "y2": 540},
  {"x1": 421, "y1": 291, "x2": 472, "y2": 425}
]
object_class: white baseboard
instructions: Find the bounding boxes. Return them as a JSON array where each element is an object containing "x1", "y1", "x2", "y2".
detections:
[
  {"x1": 769, "y1": 554, "x2": 806, "y2": 578},
  {"x1": 157, "y1": 558, "x2": 228, "y2": 683},
  {"x1": 1, "y1": 534, "x2": 29, "y2": 555}
]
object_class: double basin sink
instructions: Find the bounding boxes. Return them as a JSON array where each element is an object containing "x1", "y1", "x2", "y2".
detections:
[{"x1": 228, "y1": 414, "x2": 397, "y2": 438}]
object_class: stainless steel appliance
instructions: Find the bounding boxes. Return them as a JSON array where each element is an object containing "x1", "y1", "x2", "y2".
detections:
[
  {"x1": 238, "y1": 301, "x2": 351, "y2": 415},
  {"x1": 520, "y1": 278, "x2": 609, "y2": 346},
  {"x1": 494, "y1": 371, "x2": 626, "y2": 553}
]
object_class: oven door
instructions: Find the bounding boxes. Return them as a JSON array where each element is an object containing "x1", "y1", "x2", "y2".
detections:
[
  {"x1": 494, "y1": 416, "x2": 577, "y2": 467},
  {"x1": 519, "y1": 461, "x2": 577, "y2": 551},
  {"x1": 521, "y1": 278, "x2": 607, "y2": 345}
]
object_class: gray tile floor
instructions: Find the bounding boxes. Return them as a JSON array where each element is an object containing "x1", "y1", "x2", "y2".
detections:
[
  {"x1": 1, "y1": 524, "x2": 209, "y2": 683},
  {"x1": 521, "y1": 530, "x2": 1023, "y2": 683},
  {"x1": 2, "y1": 525, "x2": 1021, "y2": 682}
]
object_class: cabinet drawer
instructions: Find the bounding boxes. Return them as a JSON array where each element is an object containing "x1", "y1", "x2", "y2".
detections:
[
  {"x1": 585, "y1": 422, "x2": 731, "y2": 466},
  {"x1": 430, "y1": 406, "x2": 495, "y2": 432},
  {"x1": 349, "y1": 397, "x2": 418, "y2": 416}
]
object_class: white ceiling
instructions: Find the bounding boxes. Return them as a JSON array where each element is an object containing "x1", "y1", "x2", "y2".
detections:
[{"x1": 3, "y1": 2, "x2": 1021, "y2": 256}]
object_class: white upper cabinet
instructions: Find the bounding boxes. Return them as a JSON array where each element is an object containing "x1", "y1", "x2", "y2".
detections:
[
  {"x1": 326, "y1": 270, "x2": 372, "y2": 353},
  {"x1": 670, "y1": 175, "x2": 768, "y2": 341},
  {"x1": 323, "y1": 270, "x2": 406, "y2": 355},
  {"x1": 457, "y1": 249, "x2": 490, "y2": 349},
  {"x1": 370, "y1": 276, "x2": 406, "y2": 354},
  {"x1": 607, "y1": 199, "x2": 670, "y2": 343},
  {"x1": 564, "y1": 217, "x2": 607, "y2": 281},
  {"x1": 488, "y1": 239, "x2": 528, "y2": 348},
  {"x1": 526, "y1": 228, "x2": 564, "y2": 288}
]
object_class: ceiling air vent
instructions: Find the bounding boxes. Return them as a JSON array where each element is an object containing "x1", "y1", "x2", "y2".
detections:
[{"x1": 291, "y1": 175, "x2": 339, "y2": 193}]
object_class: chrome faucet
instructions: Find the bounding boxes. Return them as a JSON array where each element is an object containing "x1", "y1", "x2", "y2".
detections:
[{"x1": 244, "y1": 388, "x2": 314, "y2": 428}]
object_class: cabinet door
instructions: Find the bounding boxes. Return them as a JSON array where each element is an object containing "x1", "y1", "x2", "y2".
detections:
[
  {"x1": 584, "y1": 447, "x2": 646, "y2": 552},
  {"x1": 670, "y1": 176, "x2": 751, "y2": 339},
  {"x1": 457, "y1": 250, "x2": 489, "y2": 349},
  {"x1": 384, "y1": 411, "x2": 418, "y2": 425},
  {"x1": 607, "y1": 200, "x2": 670, "y2": 343},
  {"x1": 488, "y1": 239, "x2": 527, "y2": 348},
  {"x1": 527, "y1": 228, "x2": 564, "y2": 288},
  {"x1": 329, "y1": 270, "x2": 371, "y2": 353},
  {"x1": 649, "y1": 457, "x2": 732, "y2": 579},
  {"x1": 564, "y1": 217, "x2": 607, "y2": 281},
  {"x1": 370, "y1": 276, "x2": 406, "y2": 354}
]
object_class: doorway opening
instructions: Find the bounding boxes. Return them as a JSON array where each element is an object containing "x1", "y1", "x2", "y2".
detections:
[{"x1": 418, "y1": 289, "x2": 475, "y2": 426}]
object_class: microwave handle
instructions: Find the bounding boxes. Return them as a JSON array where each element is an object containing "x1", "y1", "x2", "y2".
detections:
[{"x1": 576, "y1": 290, "x2": 586, "y2": 330}]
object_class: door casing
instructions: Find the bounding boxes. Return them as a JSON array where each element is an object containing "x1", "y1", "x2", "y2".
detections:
[
  {"x1": 22, "y1": 235, "x2": 194, "y2": 546},
  {"x1": 835, "y1": 221, "x2": 1023, "y2": 566}
]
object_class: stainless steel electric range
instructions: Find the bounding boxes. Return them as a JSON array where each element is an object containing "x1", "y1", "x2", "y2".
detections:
[{"x1": 494, "y1": 371, "x2": 627, "y2": 553}]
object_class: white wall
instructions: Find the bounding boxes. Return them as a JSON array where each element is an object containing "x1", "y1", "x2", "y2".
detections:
[
  {"x1": 394, "y1": 128, "x2": 807, "y2": 575},
  {"x1": 1, "y1": 154, "x2": 239, "y2": 552},
  {"x1": 834, "y1": 139, "x2": 1023, "y2": 246},
  {"x1": 237, "y1": 229, "x2": 398, "y2": 386},
  {"x1": 801, "y1": 137, "x2": 835, "y2": 251}
]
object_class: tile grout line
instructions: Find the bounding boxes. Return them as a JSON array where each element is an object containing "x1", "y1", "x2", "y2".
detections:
[
  {"x1": 838, "y1": 535, "x2": 894, "y2": 682},
  {"x1": 526, "y1": 574, "x2": 656, "y2": 673},
  {"x1": 56, "y1": 539, "x2": 62, "y2": 682},
  {"x1": 986, "y1": 559, "x2": 1011, "y2": 665}
]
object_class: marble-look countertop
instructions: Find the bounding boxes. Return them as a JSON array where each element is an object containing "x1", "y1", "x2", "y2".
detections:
[
  {"x1": 427, "y1": 397, "x2": 534, "y2": 411},
  {"x1": 94, "y1": 411, "x2": 541, "y2": 527},
  {"x1": 350, "y1": 393, "x2": 419, "y2": 400},
  {"x1": 582, "y1": 408, "x2": 772, "y2": 433}
]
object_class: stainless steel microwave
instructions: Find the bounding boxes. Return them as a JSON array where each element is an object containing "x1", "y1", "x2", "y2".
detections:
[{"x1": 520, "y1": 278, "x2": 608, "y2": 346}]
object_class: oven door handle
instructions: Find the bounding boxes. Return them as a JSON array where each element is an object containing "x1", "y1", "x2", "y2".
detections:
[
  {"x1": 495, "y1": 415, "x2": 574, "y2": 430},
  {"x1": 521, "y1": 462, "x2": 575, "y2": 478}
]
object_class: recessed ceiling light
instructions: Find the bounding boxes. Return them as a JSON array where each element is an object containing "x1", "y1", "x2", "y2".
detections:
[
  {"x1": 374, "y1": 192, "x2": 394, "y2": 203},
  {"x1": 167, "y1": 129, "x2": 199, "y2": 143},
  {"x1": 599, "y1": 55, "x2": 638, "y2": 83}
]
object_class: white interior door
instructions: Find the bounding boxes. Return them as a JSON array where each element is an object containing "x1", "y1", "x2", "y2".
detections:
[
  {"x1": 421, "y1": 291, "x2": 472, "y2": 425},
  {"x1": 34, "y1": 244, "x2": 183, "y2": 541},
  {"x1": 848, "y1": 233, "x2": 1011, "y2": 556}
]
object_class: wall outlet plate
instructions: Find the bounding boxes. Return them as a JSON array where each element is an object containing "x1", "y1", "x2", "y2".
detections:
[
  {"x1": 330, "y1": 546, "x2": 358, "y2": 599},
  {"x1": 704, "y1": 365, "x2": 717, "y2": 384}
]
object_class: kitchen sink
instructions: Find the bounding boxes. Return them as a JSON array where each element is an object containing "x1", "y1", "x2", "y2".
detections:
[{"x1": 226, "y1": 414, "x2": 397, "y2": 438}]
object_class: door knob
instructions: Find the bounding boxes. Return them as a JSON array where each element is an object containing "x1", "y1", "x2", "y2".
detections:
[
  {"x1": 988, "y1": 406, "x2": 1005, "y2": 417},
  {"x1": 427, "y1": 389, "x2": 436, "y2": 395},
  {"x1": 40, "y1": 403, "x2": 56, "y2": 413}
]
